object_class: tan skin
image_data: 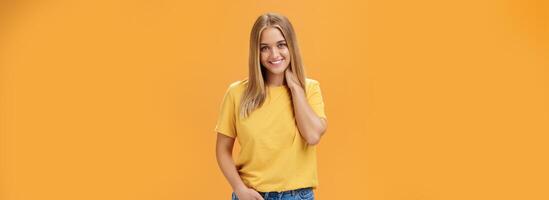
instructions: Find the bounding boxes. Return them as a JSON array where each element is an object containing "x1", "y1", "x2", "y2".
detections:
[{"x1": 216, "y1": 27, "x2": 327, "y2": 200}]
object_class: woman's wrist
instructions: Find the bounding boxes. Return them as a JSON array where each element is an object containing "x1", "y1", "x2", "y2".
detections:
[
  {"x1": 289, "y1": 84, "x2": 304, "y2": 94},
  {"x1": 232, "y1": 182, "x2": 248, "y2": 191}
]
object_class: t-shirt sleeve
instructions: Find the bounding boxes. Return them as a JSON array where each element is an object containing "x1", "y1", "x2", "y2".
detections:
[
  {"x1": 307, "y1": 81, "x2": 327, "y2": 120},
  {"x1": 214, "y1": 86, "x2": 237, "y2": 138}
]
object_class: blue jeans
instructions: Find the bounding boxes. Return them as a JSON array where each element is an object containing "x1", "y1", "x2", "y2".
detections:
[{"x1": 231, "y1": 187, "x2": 314, "y2": 200}]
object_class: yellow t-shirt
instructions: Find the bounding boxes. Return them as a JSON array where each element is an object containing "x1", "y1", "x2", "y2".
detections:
[{"x1": 214, "y1": 78, "x2": 327, "y2": 192}]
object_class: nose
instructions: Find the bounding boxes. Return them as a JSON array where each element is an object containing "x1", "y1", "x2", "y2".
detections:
[{"x1": 270, "y1": 47, "x2": 280, "y2": 59}]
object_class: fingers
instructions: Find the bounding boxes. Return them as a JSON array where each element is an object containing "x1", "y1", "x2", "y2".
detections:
[
  {"x1": 253, "y1": 191, "x2": 264, "y2": 200},
  {"x1": 285, "y1": 68, "x2": 295, "y2": 80}
]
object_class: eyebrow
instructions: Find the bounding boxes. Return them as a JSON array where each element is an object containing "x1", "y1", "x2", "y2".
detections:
[{"x1": 260, "y1": 40, "x2": 287, "y2": 46}]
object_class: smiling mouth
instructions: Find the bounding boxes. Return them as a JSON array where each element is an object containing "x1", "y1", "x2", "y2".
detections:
[{"x1": 269, "y1": 59, "x2": 284, "y2": 65}]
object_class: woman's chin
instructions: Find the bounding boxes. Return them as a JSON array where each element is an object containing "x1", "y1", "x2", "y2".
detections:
[
  {"x1": 265, "y1": 65, "x2": 288, "y2": 75},
  {"x1": 267, "y1": 69, "x2": 285, "y2": 76}
]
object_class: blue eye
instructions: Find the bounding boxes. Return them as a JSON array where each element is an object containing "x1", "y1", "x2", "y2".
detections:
[{"x1": 278, "y1": 43, "x2": 287, "y2": 48}]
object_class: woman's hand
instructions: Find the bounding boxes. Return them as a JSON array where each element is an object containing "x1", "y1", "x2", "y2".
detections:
[
  {"x1": 235, "y1": 186, "x2": 264, "y2": 200},
  {"x1": 284, "y1": 68, "x2": 302, "y2": 91}
]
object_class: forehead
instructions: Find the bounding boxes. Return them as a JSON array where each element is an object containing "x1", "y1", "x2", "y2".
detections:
[{"x1": 260, "y1": 27, "x2": 286, "y2": 44}]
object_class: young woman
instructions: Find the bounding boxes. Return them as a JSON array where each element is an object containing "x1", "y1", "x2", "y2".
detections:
[{"x1": 215, "y1": 13, "x2": 327, "y2": 200}]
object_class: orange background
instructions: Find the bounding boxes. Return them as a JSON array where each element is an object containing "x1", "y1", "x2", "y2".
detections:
[{"x1": 1, "y1": 0, "x2": 548, "y2": 199}]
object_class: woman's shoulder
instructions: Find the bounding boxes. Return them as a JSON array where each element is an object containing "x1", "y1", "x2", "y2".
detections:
[
  {"x1": 226, "y1": 78, "x2": 321, "y2": 92},
  {"x1": 305, "y1": 77, "x2": 322, "y2": 88},
  {"x1": 305, "y1": 78, "x2": 320, "y2": 84},
  {"x1": 225, "y1": 78, "x2": 248, "y2": 95}
]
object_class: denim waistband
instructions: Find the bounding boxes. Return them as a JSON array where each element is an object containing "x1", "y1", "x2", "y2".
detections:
[{"x1": 258, "y1": 187, "x2": 312, "y2": 198}]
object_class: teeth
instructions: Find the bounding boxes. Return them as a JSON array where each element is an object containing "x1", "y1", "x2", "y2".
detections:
[{"x1": 270, "y1": 59, "x2": 283, "y2": 64}]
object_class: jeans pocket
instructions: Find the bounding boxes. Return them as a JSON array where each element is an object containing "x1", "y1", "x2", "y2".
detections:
[{"x1": 297, "y1": 188, "x2": 314, "y2": 200}]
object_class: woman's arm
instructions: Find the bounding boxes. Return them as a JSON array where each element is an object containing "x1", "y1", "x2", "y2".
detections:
[
  {"x1": 285, "y1": 70, "x2": 328, "y2": 145},
  {"x1": 215, "y1": 133, "x2": 264, "y2": 200}
]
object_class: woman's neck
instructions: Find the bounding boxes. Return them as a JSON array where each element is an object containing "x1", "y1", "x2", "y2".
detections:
[{"x1": 266, "y1": 73, "x2": 285, "y2": 87}]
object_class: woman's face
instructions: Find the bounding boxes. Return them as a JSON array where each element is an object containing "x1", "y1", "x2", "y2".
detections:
[{"x1": 259, "y1": 27, "x2": 291, "y2": 76}]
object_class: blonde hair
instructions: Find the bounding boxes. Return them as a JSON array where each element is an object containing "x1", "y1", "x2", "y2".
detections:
[{"x1": 239, "y1": 12, "x2": 307, "y2": 118}]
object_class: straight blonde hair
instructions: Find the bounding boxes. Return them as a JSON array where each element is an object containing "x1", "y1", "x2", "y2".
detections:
[{"x1": 239, "y1": 13, "x2": 307, "y2": 119}]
